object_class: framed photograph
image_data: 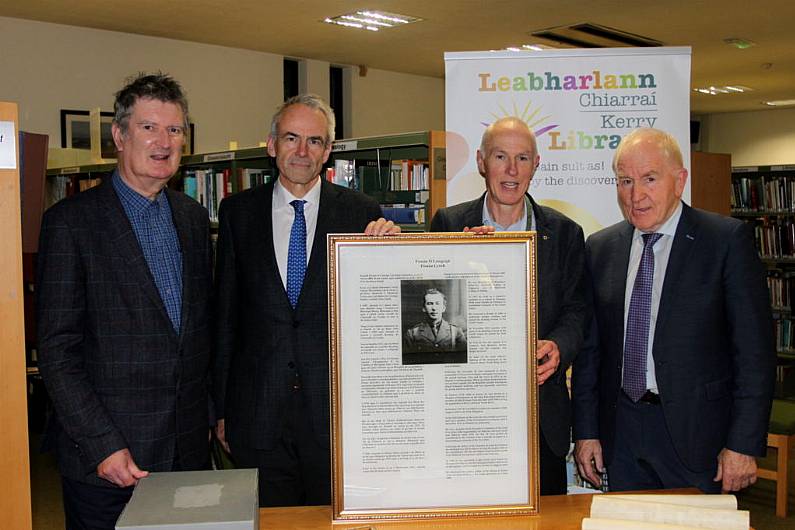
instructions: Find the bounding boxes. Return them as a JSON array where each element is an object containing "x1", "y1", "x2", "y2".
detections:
[
  {"x1": 60, "y1": 109, "x2": 116, "y2": 159},
  {"x1": 328, "y1": 231, "x2": 539, "y2": 523},
  {"x1": 60, "y1": 110, "x2": 195, "y2": 157}
]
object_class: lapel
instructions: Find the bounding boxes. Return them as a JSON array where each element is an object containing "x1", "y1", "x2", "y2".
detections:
[
  {"x1": 654, "y1": 202, "x2": 697, "y2": 349},
  {"x1": 610, "y1": 221, "x2": 634, "y2": 350},
  {"x1": 530, "y1": 196, "x2": 551, "y2": 327},
  {"x1": 166, "y1": 188, "x2": 193, "y2": 339},
  {"x1": 299, "y1": 179, "x2": 336, "y2": 310},
  {"x1": 98, "y1": 177, "x2": 174, "y2": 333},
  {"x1": 256, "y1": 182, "x2": 291, "y2": 309},
  {"x1": 462, "y1": 194, "x2": 486, "y2": 228}
]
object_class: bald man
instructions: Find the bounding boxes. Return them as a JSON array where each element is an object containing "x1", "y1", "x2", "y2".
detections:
[
  {"x1": 572, "y1": 128, "x2": 775, "y2": 493},
  {"x1": 431, "y1": 117, "x2": 587, "y2": 494}
]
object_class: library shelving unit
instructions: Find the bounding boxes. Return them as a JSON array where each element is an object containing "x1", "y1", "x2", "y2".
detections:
[
  {"x1": 45, "y1": 161, "x2": 115, "y2": 208},
  {"x1": 731, "y1": 164, "x2": 795, "y2": 395},
  {"x1": 45, "y1": 131, "x2": 447, "y2": 232},
  {"x1": 177, "y1": 146, "x2": 276, "y2": 224},
  {"x1": 327, "y1": 130, "x2": 446, "y2": 232}
]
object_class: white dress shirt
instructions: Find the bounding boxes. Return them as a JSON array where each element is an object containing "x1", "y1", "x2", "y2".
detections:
[
  {"x1": 623, "y1": 202, "x2": 683, "y2": 394},
  {"x1": 272, "y1": 177, "x2": 321, "y2": 290}
]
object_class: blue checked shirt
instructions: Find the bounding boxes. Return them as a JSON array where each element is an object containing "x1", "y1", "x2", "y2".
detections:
[{"x1": 113, "y1": 171, "x2": 183, "y2": 332}]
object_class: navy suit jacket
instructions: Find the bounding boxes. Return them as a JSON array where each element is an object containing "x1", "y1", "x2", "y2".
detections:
[
  {"x1": 37, "y1": 179, "x2": 213, "y2": 486},
  {"x1": 431, "y1": 193, "x2": 587, "y2": 457},
  {"x1": 572, "y1": 203, "x2": 775, "y2": 471},
  {"x1": 213, "y1": 179, "x2": 382, "y2": 450}
]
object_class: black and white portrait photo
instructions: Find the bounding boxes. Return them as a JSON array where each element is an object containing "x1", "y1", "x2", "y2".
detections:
[{"x1": 401, "y1": 279, "x2": 468, "y2": 365}]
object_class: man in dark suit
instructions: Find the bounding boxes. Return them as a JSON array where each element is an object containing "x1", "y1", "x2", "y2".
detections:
[
  {"x1": 572, "y1": 128, "x2": 775, "y2": 493},
  {"x1": 213, "y1": 94, "x2": 397, "y2": 507},
  {"x1": 37, "y1": 73, "x2": 212, "y2": 529},
  {"x1": 430, "y1": 117, "x2": 587, "y2": 495}
]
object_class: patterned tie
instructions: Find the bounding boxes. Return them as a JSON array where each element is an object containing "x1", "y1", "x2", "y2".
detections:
[
  {"x1": 623, "y1": 232, "x2": 663, "y2": 402},
  {"x1": 286, "y1": 200, "x2": 307, "y2": 309}
]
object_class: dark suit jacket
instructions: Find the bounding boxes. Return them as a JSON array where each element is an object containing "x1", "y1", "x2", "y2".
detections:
[
  {"x1": 431, "y1": 193, "x2": 587, "y2": 457},
  {"x1": 213, "y1": 179, "x2": 382, "y2": 450},
  {"x1": 37, "y1": 178, "x2": 213, "y2": 487},
  {"x1": 572, "y1": 203, "x2": 775, "y2": 471}
]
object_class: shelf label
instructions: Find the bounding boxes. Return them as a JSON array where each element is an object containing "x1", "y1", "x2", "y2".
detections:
[
  {"x1": 60, "y1": 167, "x2": 80, "y2": 175},
  {"x1": 772, "y1": 165, "x2": 795, "y2": 171},
  {"x1": 0, "y1": 121, "x2": 17, "y2": 169},
  {"x1": 203, "y1": 152, "x2": 236, "y2": 162},
  {"x1": 332, "y1": 141, "x2": 358, "y2": 152}
]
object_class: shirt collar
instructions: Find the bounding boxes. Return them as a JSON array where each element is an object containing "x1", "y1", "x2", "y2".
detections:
[
  {"x1": 632, "y1": 201, "x2": 683, "y2": 241},
  {"x1": 482, "y1": 193, "x2": 534, "y2": 231},
  {"x1": 113, "y1": 170, "x2": 168, "y2": 214},
  {"x1": 273, "y1": 176, "x2": 321, "y2": 209}
]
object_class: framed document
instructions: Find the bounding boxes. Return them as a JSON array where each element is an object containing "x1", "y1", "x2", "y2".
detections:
[{"x1": 328, "y1": 232, "x2": 539, "y2": 523}]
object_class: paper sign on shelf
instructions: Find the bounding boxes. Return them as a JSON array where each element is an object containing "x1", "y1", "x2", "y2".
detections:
[{"x1": 0, "y1": 121, "x2": 17, "y2": 169}]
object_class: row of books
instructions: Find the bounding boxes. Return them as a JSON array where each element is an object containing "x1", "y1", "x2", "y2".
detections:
[
  {"x1": 752, "y1": 219, "x2": 795, "y2": 259},
  {"x1": 326, "y1": 159, "x2": 356, "y2": 188},
  {"x1": 182, "y1": 167, "x2": 273, "y2": 221},
  {"x1": 325, "y1": 159, "x2": 430, "y2": 194},
  {"x1": 390, "y1": 160, "x2": 429, "y2": 191},
  {"x1": 775, "y1": 317, "x2": 795, "y2": 353},
  {"x1": 767, "y1": 270, "x2": 794, "y2": 311},
  {"x1": 45, "y1": 175, "x2": 104, "y2": 209},
  {"x1": 381, "y1": 203, "x2": 426, "y2": 224},
  {"x1": 732, "y1": 174, "x2": 795, "y2": 212}
]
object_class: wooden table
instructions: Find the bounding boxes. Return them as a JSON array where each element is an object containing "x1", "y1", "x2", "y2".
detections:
[{"x1": 258, "y1": 492, "x2": 642, "y2": 529}]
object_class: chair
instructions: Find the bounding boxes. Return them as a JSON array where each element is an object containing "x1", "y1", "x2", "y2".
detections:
[{"x1": 758, "y1": 398, "x2": 795, "y2": 517}]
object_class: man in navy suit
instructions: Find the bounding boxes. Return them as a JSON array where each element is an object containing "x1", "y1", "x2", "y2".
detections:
[
  {"x1": 37, "y1": 73, "x2": 213, "y2": 529},
  {"x1": 213, "y1": 94, "x2": 397, "y2": 507},
  {"x1": 430, "y1": 117, "x2": 587, "y2": 495},
  {"x1": 572, "y1": 128, "x2": 775, "y2": 493}
]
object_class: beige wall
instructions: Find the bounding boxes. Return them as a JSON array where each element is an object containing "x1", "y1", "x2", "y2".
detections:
[
  {"x1": 0, "y1": 16, "x2": 445, "y2": 154},
  {"x1": 349, "y1": 67, "x2": 444, "y2": 137},
  {"x1": 700, "y1": 107, "x2": 795, "y2": 166}
]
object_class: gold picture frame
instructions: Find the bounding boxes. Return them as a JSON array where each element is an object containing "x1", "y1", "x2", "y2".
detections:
[{"x1": 327, "y1": 231, "x2": 539, "y2": 523}]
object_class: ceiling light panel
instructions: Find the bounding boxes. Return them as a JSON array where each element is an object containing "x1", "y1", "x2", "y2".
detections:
[
  {"x1": 693, "y1": 85, "x2": 753, "y2": 96},
  {"x1": 324, "y1": 10, "x2": 422, "y2": 32}
]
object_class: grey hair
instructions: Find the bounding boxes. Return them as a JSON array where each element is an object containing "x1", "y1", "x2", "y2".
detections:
[
  {"x1": 113, "y1": 72, "x2": 189, "y2": 134},
  {"x1": 270, "y1": 94, "x2": 336, "y2": 144}
]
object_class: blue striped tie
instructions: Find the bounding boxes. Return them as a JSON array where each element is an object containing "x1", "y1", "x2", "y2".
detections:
[{"x1": 287, "y1": 200, "x2": 307, "y2": 308}]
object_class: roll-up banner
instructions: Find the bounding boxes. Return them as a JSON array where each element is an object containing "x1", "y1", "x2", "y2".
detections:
[{"x1": 444, "y1": 47, "x2": 691, "y2": 236}]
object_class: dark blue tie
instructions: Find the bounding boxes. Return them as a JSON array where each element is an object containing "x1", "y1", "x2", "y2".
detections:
[
  {"x1": 287, "y1": 200, "x2": 307, "y2": 308},
  {"x1": 623, "y1": 232, "x2": 662, "y2": 402}
]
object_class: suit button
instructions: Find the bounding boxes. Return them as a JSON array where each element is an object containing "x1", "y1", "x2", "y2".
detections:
[{"x1": 288, "y1": 361, "x2": 296, "y2": 369}]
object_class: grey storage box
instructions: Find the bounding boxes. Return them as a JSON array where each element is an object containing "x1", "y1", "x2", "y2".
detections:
[{"x1": 116, "y1": 469, "x2": 258, "y2": 530}]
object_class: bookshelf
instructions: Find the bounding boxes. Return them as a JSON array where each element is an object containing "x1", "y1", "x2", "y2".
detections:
[
  {"x1": 178, "y1": 147, "x2": 276, "y2": 223},
  {"x1": 45, "y1": 131, "x2": 447, "y2": 232},
  {"x1": 731, "y1": 164, "x2": 795, "y2": 394},
  {"x1": 328, "y1": 131, "x2": 446, "y2": 231},
  {"x1": 0, "y1": 101, "x2": 33, "y2": 529},
  {"x1": 45, "y1": 161, "x2": 115, "y2": 208}
]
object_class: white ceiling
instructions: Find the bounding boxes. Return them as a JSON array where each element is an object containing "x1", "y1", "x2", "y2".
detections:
[{"x1": 2, "y1": 0, "x2": 793, "y2": 114}]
